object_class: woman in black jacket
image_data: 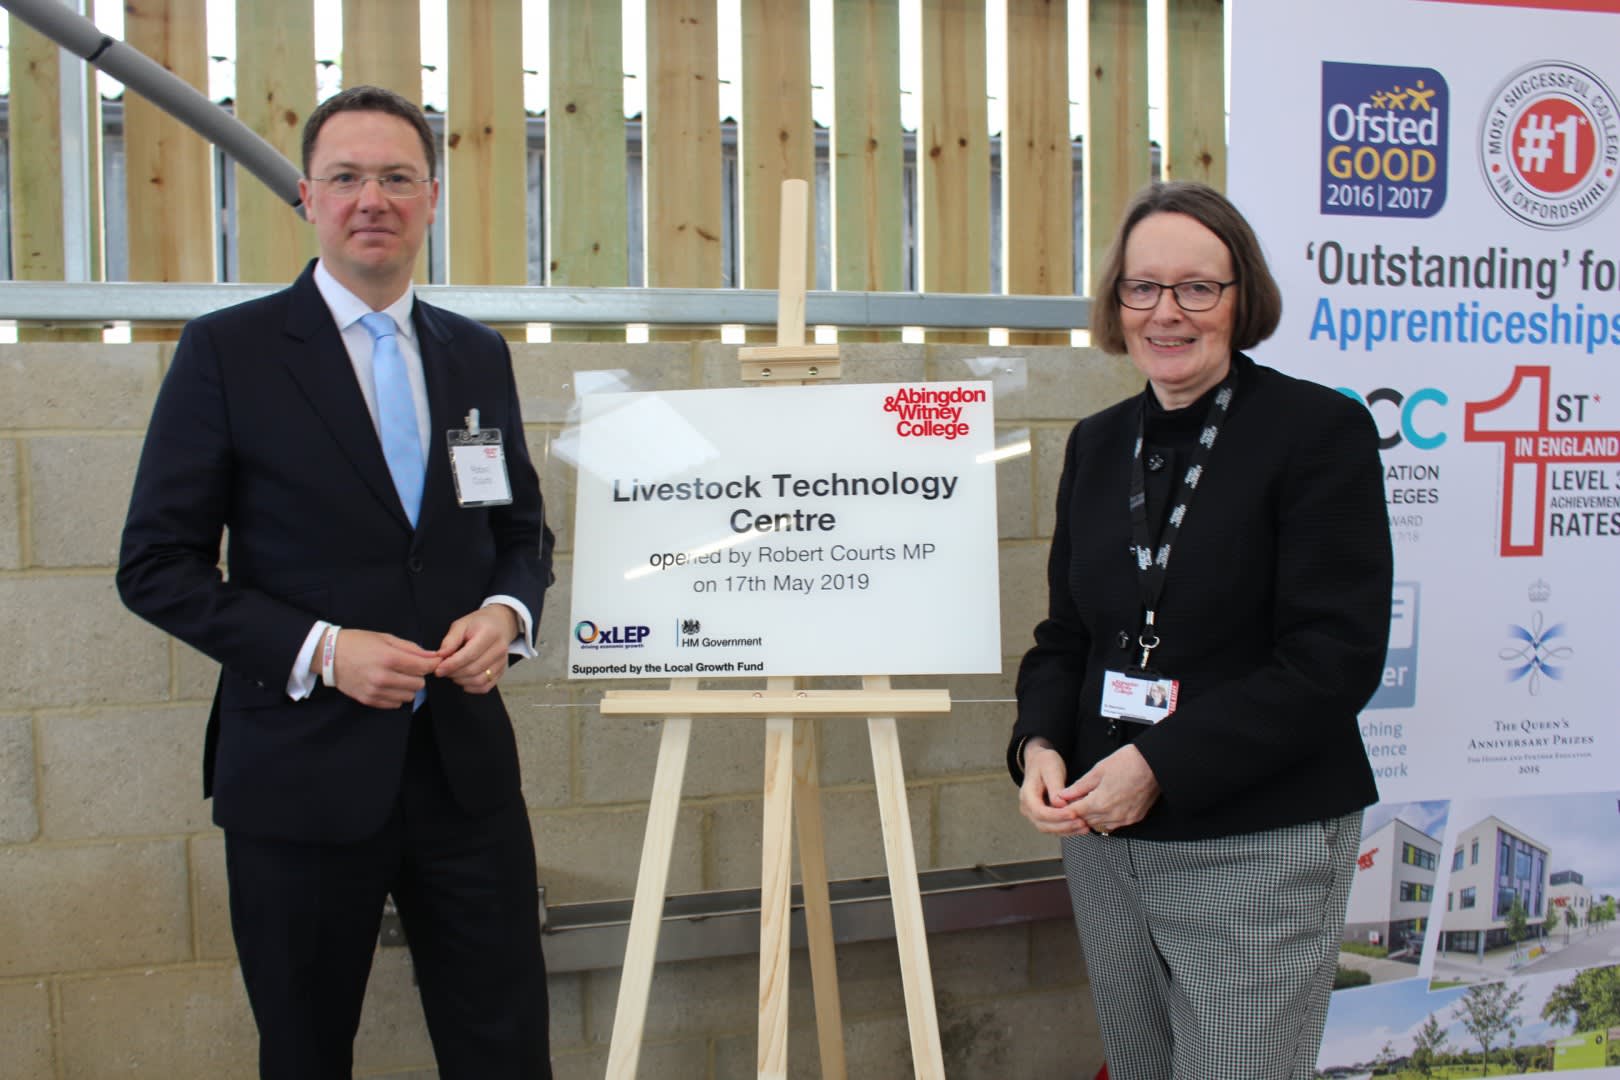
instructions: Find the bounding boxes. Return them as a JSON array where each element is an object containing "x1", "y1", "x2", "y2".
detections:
[{"x1": 1010, "y1": 181, "x2": 1392, "y2": 1080}]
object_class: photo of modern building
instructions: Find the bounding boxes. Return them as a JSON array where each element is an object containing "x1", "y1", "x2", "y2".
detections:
[
  {"x1": 1344, "y1": 812, "x2": 1442, "y2": 959},
  {"x1": 1548, "y1": 869, "x2": 1594, "y2": 934},
  {"x1": 1428, "y1": 794, "x2": 1620, "y2": 989},
  {"x1": 1439, "y1": 815, "x2": 1550, "y2": 961}
]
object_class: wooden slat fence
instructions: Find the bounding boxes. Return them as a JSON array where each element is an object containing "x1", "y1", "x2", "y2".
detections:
[{"x1": 3, "y1": 0, "x2": 1225, "y2": 340}]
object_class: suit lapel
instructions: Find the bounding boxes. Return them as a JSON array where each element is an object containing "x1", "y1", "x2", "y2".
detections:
[
  {"x1": 279, "y1": 264, "x2": 414, "y2": 530},
  {"x1": 414, "y1": 300, "x2": 459, "y2": 536}
]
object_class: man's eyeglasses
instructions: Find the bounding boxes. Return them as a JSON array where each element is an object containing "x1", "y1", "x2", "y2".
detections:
[
  {"x1": 308, "y1": 172, "x2": 432, "y2": 199},
  {"x1": 1115, "y1": 278, "x2": 1236, "y2": 312}
]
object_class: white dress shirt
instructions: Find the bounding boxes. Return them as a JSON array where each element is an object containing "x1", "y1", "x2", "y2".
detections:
[{"x1": 285, "y1": 262, "x2": 535, "y2": 700}]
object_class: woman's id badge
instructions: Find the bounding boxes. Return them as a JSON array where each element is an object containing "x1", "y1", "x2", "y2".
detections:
[
  {"x1": 447, "y1": 409, "x2": 513, "y2": 507},
  {"x1": 1099, "y1": 669, "x2": 1178, "y2": 724}
]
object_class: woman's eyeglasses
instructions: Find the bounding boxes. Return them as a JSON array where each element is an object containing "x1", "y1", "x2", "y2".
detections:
[{"x1": 1115, "y1": 279, "x2": 1236, "y2": 311}]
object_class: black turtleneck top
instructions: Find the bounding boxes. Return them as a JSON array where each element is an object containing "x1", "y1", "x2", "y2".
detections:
[{"x1": 1139, "y1": 379, "x2": 1224, "y2": 548}]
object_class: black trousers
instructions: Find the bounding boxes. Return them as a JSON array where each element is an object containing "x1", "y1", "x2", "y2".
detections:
[{"x1": 225, "y1": 706, "x2": 551, "y2": 1079}]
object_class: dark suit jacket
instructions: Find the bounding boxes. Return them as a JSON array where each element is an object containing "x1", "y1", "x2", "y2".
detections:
[
  {"x1": 118, "y1": 262, "x2": 553, "y2": 845},
  {"x1": 1010, "y1": 353, "x2": 1391, "y2": 840}
]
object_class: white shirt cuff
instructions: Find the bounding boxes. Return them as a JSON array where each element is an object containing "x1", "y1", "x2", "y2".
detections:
[
  {"x1": 485, "y1": 596, "x2": 536, "y2": 658},
  {"x1": 287, "y1": 620, "x2": 331, "y2": 700}
]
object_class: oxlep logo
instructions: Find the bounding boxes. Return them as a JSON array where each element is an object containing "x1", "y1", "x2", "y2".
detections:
[
  {"x1": 1321, "y1": 61, "x2": 1449, "y2": 219},
  {"x1": 574, "y1": 620, "x2": 650, "y2": 648}
]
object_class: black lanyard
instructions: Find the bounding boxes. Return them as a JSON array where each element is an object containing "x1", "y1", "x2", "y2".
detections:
[{"x1": 1126, "y1": 370, "x2": 1237, "y2": 669}]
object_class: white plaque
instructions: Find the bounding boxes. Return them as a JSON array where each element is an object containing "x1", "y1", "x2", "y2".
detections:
[{"x1": 565, "y1": 382, "x2": 1002, "y2": 679}]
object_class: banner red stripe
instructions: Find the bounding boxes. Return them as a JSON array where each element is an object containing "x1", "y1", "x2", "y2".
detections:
[{"x1": 1419, "y1": 0, "x2": 1620, "y2": 12}]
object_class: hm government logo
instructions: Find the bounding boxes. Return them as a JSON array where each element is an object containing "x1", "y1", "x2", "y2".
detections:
[
  {"x1": 1499, "y1": 579, "x2": 1571, "y2": 696},
  {"x1": 1479, "y1": 61, "x2": 1619, "y2": 230},
  {"x1": 1463, "y1": 366, "x2": 1620, "y2": 557},
  {"x1": 1321, "y1": 61, "x2": 1448, "y2": 219}
]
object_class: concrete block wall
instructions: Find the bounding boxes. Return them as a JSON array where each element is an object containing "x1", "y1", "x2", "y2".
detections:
[{"x1": 0, "y1": 339, "x2": 1138, "y2": 1078}]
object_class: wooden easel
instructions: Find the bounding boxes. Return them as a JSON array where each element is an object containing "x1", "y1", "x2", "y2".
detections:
[{"x1": 603, "y1": 180, "x2": 950, "y2": 1080}]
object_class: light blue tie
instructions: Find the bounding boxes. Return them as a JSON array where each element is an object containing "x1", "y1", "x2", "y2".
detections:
[
  {"x1": 360, "y1": 311, "x2": 428, "y2": 711},
  {"x1": 359, "y1": 312, "x2": 424, "y2": 527}
]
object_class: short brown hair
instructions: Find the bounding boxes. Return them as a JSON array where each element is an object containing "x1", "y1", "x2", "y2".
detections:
[
  {"x1": 1089, "y1": 181, "x2": 1282, "y2": 356},
  {"x1": 302, "y1": 85, "x2": 437, "y2": 178}
]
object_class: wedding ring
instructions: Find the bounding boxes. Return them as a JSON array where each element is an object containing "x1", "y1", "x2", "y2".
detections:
[
  {"x1": 1096, "y1": 828, "x2": 1111, "y2": 837},
  {"x1": 484, "y1": 668, "x2": 494, "y2": 680}
]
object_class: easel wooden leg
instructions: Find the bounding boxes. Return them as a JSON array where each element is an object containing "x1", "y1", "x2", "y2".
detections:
[
  {"x1": 605, "y1": 680, "x2": 698, "y2": 1080},
  {"x1": 793, "y1": 717, "x2": 848, "y2": 1079},
  {"x1": 865, "y1": 677, "x2": 946, "y2": 1079},
  {"x1": 758, "y1": 712, "x2": 797, "y2": 1075},
  {"x1": 758, "y1": 684, "x2": 796, "y2": 1079}
]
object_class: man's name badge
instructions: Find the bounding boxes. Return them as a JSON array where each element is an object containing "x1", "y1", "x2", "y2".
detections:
[
  {"x1": 1099, "y1": 669, "x2": 1178, "y2": 724},
  {"x1": 448, "y1": 409, "x2": 512, "y2": 507}
]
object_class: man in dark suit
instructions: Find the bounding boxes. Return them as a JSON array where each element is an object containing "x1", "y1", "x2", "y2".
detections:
[{"x1": 117, "y1": 85, "x2": 553, "y2": 1079}]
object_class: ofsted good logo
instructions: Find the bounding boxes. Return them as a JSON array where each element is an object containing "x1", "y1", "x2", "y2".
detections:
[{"x1": 1321, "y1": 61, "x2": 1449, "y2": 219}]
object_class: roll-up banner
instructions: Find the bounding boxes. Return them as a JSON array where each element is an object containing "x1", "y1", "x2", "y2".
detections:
[{"x1": 1232, "y1": 2, "x2": 1620, "y2": 1075}]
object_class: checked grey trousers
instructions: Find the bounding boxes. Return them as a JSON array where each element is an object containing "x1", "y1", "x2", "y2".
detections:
[{"x1": 1061, "y1": 812, "x2": 1360, "y2": 1080}]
